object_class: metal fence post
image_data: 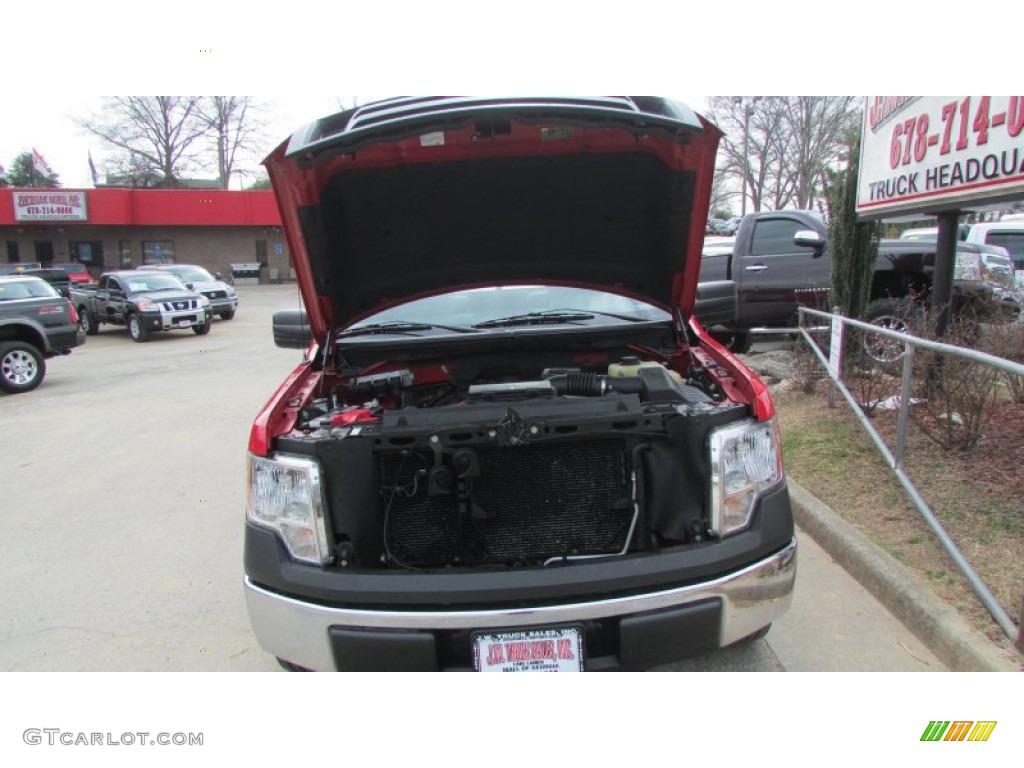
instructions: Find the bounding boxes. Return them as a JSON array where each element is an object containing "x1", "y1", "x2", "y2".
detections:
[
  {"x1": 828, "y1": 307, "x2": 841, "y2": 410},
  {"x1": 895, "y1": 343, "x2": 915, "y2": 469}
]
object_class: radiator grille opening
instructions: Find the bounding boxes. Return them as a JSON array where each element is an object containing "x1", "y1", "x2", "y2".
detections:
[{"x1": 381, "y1": 439, "x2": 632, "y2": 567}]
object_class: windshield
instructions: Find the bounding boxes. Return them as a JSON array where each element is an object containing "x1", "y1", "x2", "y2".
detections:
[
  {"x1": 0, "y1": 278, "x2": 60, "y2": 300},
  {"x1": 984, "y1": 232, "x2": 1024, "y2": 269},
  {"x1": 346, "y1": 285, "x2": 670, "y2": 331},
  {"x1": 124, "y1": 275, "x2": 187, "y2": 292},
  {"x1": 169, "y1": 266, "x2": 216, "y2": 283}
]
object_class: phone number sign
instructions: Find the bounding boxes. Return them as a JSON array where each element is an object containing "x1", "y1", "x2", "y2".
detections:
[
  {"x1": 13, "y1": 191, "x2": 88, "y2": 221},
  {"x1": 856, "y1": 96, "x2": 1024, "y2": 219}
]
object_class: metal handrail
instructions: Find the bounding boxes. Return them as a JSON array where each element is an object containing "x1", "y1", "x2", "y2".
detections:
[
  {"x1": 796, "y1": 306, "x2": 1022, "y2": 644},
  {"x1": 800, "y1": 306, "x2": 1024, "y2": 376}
]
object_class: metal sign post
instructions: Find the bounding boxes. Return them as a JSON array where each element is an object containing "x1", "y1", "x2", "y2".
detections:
[{"x1": 932, "y1": 211, "x2": 959, "y2": 338}]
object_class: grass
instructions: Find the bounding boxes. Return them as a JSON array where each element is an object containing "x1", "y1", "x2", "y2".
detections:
[{"x1": 774, "y1": 386, "x2": 1023, "y2": 657}]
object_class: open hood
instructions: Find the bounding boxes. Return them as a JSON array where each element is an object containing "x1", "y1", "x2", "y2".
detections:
[{"x1": 264, "y1": 97, "x2": 721, "y2": 341}]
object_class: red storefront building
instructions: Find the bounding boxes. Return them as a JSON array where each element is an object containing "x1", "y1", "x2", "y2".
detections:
[{"x1": 0, "y1": 188, "x2": 290, "y2": 282}]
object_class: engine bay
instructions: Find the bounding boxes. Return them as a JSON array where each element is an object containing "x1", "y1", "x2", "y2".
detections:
[{"x1": 275, "y1": 348, "x2": 748, "y2": 571}]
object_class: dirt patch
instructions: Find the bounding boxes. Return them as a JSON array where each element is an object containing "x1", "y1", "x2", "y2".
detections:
[{"x1": 775, "y1": 385, "x2": 1023, "y2": 656}]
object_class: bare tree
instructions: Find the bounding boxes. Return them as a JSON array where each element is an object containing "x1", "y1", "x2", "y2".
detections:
[
  {"x1": 706, "y1": 96, "x2": 788, "y2": 213},
  {"x1": 102, "y1": 152, "x2": 163, "y2": 188},
  {"x1": 781, "y1": 97, "x2": 860, "y2": 209},
  {"x1": 707, "y1": 96, "x2": 861, "y2": 212},
  {"x1": 78, "y1": 97, "x2": 209, "y2": 188},
  {"x1": 195, "y1": 97, "x2": 266, "y2": 189}
]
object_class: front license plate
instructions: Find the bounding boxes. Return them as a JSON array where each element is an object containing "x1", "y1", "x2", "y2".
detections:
[
  {"x1": 176, "y1": 318, "x2": 194, "y2": 327},
  {"x1": 473, "y1": 627, "x2": 584, "y2": 672}
]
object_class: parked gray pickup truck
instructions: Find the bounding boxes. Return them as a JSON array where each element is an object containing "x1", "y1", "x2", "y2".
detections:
[
  {"x1": 0, "y1": 275, "x2": 85, "y2": 393},
  {"x1": 71, "y1": 270, "x2": 213, "y2": 342}
]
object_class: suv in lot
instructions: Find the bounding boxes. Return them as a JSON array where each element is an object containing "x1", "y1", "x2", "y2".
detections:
[
  {"x1": 245, "y1": 96, "x2": 795, "y2": 672},
  {"x1": 137, "y1": 264, "x2": 238, "y2": 319},
  {"x1": 0, "y1": 275, "x2": 84, "y2": 393}
]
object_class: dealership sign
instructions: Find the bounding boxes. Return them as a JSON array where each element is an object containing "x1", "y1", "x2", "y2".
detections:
[
  {"x1": 857, "y1": 96, "x2": 1024, "y2": 219},
  {"x1": 13, "y1": 191, "x2": 88, "y2": 221}
]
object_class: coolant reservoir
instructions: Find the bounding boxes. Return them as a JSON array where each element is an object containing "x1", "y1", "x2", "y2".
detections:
[{"x1": 608, "y1": 357, "x2": 683, "y2": 383}]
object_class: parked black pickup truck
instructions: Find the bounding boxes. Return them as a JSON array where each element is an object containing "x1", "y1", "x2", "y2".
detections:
[
  {"x1": 699, "y1": 211, "x2": 1017, "y2": 352},
  {"x1": 0, "y1": 275, "x2": 85, "y2": 393},
  {"x1": 71, "y1": 271, "x2": 213, "y2": 342}
]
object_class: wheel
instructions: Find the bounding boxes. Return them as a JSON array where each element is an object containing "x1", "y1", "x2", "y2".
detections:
[
  {"x1": 0, "y1": 341, "x2": 46, "y2": 394},
  {"x1": 219, "y1": 310, "x2": 235, "y2": 320},
  {"x1": 79, "y1": 307, "x2": 99, "y2": 336},
  {"x1": 128, "y1": 313, "x2": 150, "y2": 343},
  {"x1": 276, "y1": 657, "x2": 311, "y2": 672},
  {"x1": 711, "y1": 330, "x2": 752, "y2": 354},
  {"x1": 193, "y1": 322, "x2": 211, "y2": 335},
  {"x1": 861, "y1": 298, "x2": 922, "y2": 366}
]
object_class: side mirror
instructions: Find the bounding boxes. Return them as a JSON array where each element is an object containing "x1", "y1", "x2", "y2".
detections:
[
  {"x1": 186, "y1": 282, "x2": 194, "y2": 290},
  {"x1": 214, "y1": 272, "x2": 224, "y2": 281},
  {"x1": 794, "y1": 230, "x2": 825, "y2": 255},
  {"x1": 273, "y1": 309, "x2": 313, "y2": 349}
]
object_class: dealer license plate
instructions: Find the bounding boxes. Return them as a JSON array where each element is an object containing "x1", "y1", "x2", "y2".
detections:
[
  {"x1": 176, "y1": 318, "x2": 194, "y2": 327},
  {"x1": 473, "y1": 627, "x2": 584, "y2": 672}
]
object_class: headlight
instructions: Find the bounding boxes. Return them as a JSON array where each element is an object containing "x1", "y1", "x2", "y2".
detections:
[
  {"x1": 708, "y1": 418, "x2": 784, "y2": 537},
  {"x1": 247, "y1": 453, "x2": 331, "y2": 565},
  {"x1": 136, "y1": 300, "x2": 162, "y2": 312},
  {"x1": 226, "y1": 286, "x2": 236, "y2": 297},
  {"x1": 198, "y1": 295, "x2": 211, "y2": 307}
]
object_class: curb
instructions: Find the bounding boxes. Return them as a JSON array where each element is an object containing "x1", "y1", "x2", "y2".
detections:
[{"x1": 787, "y1": 479, "x2": 1019, "y2": 672}]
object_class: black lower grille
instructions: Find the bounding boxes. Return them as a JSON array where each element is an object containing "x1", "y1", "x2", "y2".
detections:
[{"x1": 381, "y1": 440, "x2": 632, "y2": 567}]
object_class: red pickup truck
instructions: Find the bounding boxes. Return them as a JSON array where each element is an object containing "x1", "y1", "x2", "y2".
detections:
[{"x1": 244, "y1": 97, "x2": 796, "y2": 672}]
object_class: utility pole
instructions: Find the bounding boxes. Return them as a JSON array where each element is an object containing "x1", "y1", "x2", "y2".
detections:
[{"x1": 732, "y1": 96, "x2": 762, "y2": 217}]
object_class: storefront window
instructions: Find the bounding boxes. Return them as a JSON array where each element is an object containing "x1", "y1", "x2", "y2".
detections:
[
  {"x1": 142, "y1": 241, "x2": 175, "y2": 264},
  {"x1": 71, "y1": 241, "x2": 106, "y2": 270},
  {"x1": 119, "y1": 240, "x2": 132, "y2": 268}
]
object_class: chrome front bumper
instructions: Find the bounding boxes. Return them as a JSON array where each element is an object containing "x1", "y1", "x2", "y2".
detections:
[
  {"x1": 142, "y1": 308, "x2": 211, "y2": 330},
  {"x1": 244, "y1": 538, "x2": 797, "y2": 671}
]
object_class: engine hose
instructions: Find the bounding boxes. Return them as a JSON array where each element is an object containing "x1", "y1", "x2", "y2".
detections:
[
  {"x1": 548, "y1": 372, "x2": 645, "y2": 397},
  {"x1": 549, "y1": 371, "x2": 605, "y2": 396}
]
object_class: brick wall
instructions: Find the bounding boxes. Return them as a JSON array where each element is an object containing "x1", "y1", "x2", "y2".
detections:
[{"x1": 1, "y1": 225, "x2": 291, "y2": 281}]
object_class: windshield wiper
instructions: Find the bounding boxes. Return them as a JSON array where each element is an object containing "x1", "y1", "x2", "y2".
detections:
[
  {"x1": 337, "y1": 320, "x2": 480, "y2": 339},
  {"x1": 472, "y1": 308, "x2": 648, "y2": 329}
]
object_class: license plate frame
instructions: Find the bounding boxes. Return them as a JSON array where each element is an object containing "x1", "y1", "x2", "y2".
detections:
[{"x1": 472, "y1": 626, "x2": 585, "y2": 672}]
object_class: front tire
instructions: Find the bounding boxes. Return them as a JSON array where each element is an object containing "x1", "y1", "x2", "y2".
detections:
[
  {"x1": 193, "y1": 322, "x2": 211, "y2": 335},
  {"x1": 0, "y1": 341, "x2": 46, "y2": 394},
  {"x1": 711, "y1": 330, "x2": 753, "y2": 354},
  {"x1": 79, "y1": 307, "x2": 99, "y2": 336},
  {"x1": 128, "y1": 313, "x2": 150, "y2": 343},
  {"x1": 219, "y1": 310, "x2": 235, "y2": 320},
  {"x1": 862, "y1": 298, "x2": 922, "y2": 366}
]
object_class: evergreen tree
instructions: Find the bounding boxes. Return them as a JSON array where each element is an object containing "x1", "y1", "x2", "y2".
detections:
[
  {"x1": 823, "y1": 131, "x2": 879, "y2": 319},
  {"x1": 6, "y1": 151, "x2": 61, "y2": 187}
]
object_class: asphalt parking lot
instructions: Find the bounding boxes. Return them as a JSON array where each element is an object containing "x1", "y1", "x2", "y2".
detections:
[
  {"x1": 0, "y1": 285, "x2": 303, "y2": 671},
  {"x1": 0, "y1": 285, "x2": 945, "y2": 671}
]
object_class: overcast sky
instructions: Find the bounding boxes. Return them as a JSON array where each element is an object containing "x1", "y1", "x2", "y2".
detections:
[
  {"x1": 0, "y1": 95, "x2": 370, "y2": 188},
  {"x1": 1, "y1": 3, "x2": 1011, "y2": 189},
  {"x1": 1, "y1": 94, "x2": 713, "y2": 189}
]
